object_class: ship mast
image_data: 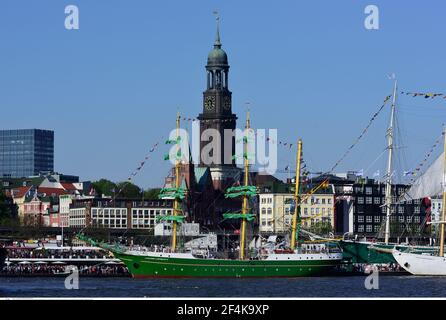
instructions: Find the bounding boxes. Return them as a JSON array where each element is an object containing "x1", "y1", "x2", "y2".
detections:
[
  {"x1": 239, "y1": 111, "x2": 251, "y2": 260},
  {"x1": 290, "y1": 140, "x2": 303, "y2": 251},
  {"x1": 384, "y1": 79, "x2": 397, "y2": 245},
  {"x1": 439, "y1": 128, "x2": 446, "y2": 257},
  {"x1": 171, "y1": 112, "x2": 181, "y2": 252}
]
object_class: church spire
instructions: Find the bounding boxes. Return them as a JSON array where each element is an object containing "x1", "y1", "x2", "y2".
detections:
[{"x1": 213, "y1": 10, "x2": 222, "y2": 48}]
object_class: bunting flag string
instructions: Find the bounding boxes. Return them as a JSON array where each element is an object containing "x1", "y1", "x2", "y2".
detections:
[
  {"x1": 109, "y1": 140, "x2": 162, "y2": 202},
  {"x1": 404, "y1": 131, "x2": 445, "y2": 184},
  {"x1": 178, "y1": 115, "x2": 295, "y2": 150},
  {"x1": 401, "y1": 91, "x2": 446, "y2": 100},
  {"x1": 329, "y1": 95, "x2": 392, "y2": 173}
]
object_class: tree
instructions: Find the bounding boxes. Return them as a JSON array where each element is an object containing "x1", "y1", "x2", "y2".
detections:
[
  {"x1": 116, "y1": 181, "x2": 142, "y2": 199},
  {"x1": 307, "y1": 221, "x2": 333, "y2": 236},
  {"x1": 0, "y1": 190, "x2": 18, "y2": 226},
  {"x1": 144, "y1": 188, "x2": 161, "y2": 199},
  {"x1": 92, "y1": 179, "x2": 117, "y2": 197}
]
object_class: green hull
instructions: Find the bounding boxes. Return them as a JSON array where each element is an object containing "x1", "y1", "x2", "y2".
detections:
[
  {"x1": 113, "y1": 252, "x2": 342, "y2": 278},
  {"x1": 340, "y1": 241, "x2": 438, "y2": 264}
]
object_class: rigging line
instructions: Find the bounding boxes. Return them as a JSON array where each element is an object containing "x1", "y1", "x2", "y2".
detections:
[
  {"x1": 400, "y1": 131, "x2": 445, "y2": 194},
  {"x1": 394, "y1": 110, "x2": 407, "y2": 184},
  {"x1": 399, "y1": 103, "x2": 446, "y2": 110},
  {"x1": 363, "y1": 147, "x2": 387, "y2": 176},
  {"x1": 327, "y1": 95, "x2": 392, "y2": 174}
]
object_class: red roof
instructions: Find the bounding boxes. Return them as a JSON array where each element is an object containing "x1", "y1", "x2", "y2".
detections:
[
  {"x1": 11, "y1": 186, "x2": 32, "y2": 198},
  {"x1": 61, "y1": 183, "x2": 77, "y2": 191},
  {"x1": 37, "y1": 187, "x2": 68, "y2": 197}
]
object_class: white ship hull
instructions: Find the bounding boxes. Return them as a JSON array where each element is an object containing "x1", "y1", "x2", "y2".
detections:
[{"x1": 392, "y1": 249, "x2": 446, "y2": 276}]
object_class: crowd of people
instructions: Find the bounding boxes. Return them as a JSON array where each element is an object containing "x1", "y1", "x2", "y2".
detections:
[
  {"x1": 6, "y1": 248, "x2": 111, "y2": 260},
  {"x1": 1, "y1": 263, "x2": 130, "y2": 277},
  {"x1": 352, "y1": 263, "x2": 404, "y2": 273},
  {"x1": 1, "y1": 246, "x2": 130, "y2": 277}
]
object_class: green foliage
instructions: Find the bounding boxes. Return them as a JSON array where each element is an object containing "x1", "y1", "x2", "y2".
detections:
[
  {"x1": 306, "y1": 221, "x2": 333, "y2": 236},
  {"x1": 92, "y1": 179, "x2": 117, "y2": 196},
  {"x1": 116, "y1": 182, "x2": 142, "y2": 198},
  {"x1": 144, "y1": 188, "x2": 161, "y2": 199},
  {"x1": 0, "y1": 190, "x2": 18, "y2": 226},
  {"x1": 92, "y1": 179, "x2": 143, "y2": 199}
]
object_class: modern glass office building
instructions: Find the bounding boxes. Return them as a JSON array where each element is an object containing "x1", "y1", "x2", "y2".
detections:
[{"x1": 0, "y1": 129, "x2": 54, "y2": 178}]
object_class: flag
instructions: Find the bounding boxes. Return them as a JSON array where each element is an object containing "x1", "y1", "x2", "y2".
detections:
[
  {"x1": 357, "y1": 169, "x2": 364, "y2": 177},
  {"x1": 373, "y1": 170, "x2": 380, "y2": 178}
]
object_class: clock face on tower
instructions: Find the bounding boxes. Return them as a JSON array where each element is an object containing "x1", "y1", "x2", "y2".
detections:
[
  {"x1": 223, "y1": 96, "x2": 231, "y2": 110},
  {"x1": 204, "y1": 96, "x2": 215, "y2": 111}
]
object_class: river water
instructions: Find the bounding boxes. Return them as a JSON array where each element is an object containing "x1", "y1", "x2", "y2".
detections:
[{"x1": 1, "y1": 275, "x2": 446, "y2": 298}]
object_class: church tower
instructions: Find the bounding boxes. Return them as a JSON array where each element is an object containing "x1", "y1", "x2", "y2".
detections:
[{"x1": 197, "y1": 15, "x2": 240, "y2": 191}]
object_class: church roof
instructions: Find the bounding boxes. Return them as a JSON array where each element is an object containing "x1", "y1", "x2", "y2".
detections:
[
  {"x1": 194, "y1": 167, "x2": 211, "y2": 192},
  {"x1": 207, "y1": 14, "x2": 228, "y2": 67}
]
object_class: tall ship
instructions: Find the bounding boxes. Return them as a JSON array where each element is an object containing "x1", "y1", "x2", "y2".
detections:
[
  {"x1": 340, "y1": 78, "x2": 438, "y2": 264},
  {"x1": 79, "y1": 111, "x2": 342, "y2": 278},
  {"x1": 392, "y1": 129, "x2": 446, "y2": 275}
]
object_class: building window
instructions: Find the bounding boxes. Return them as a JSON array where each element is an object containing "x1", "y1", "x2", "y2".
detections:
[
  {"x1": 414, "y1": 206, "x2": 420, "y2": 214},
  {"x1": 374, "y1": 225, "x2": 380, "y2": 232},
  {"x1": 374, "y1": 216, "x2": 380, "y2": 223},
  {"x1": 407, "y1": 216, "x2": 412, "y2": 223},
  {"x1": 366, "y1": 225, "x2": 373, "y2": 233},
  {"x1": 399, "y1": 216, "x2": 404, "y2": 223},
  {"x1": 366, "y1": 197, "x2": 373, "y2": 204},
  {"x1": 358, "y1": 225, "x2": 364, "y2": 233},
  {"x1": 374, "y1": 197, "x2": 381, "y2": 205},
  {"x1": 357, "y1": 197, "x2": 364, "y2": 204},
  {"x1": 267, "y1": 208, "x2": 272, "y2": 215},
  {"x1": 358, "y1": 216, "x2": 364, "y2": 223},
  {"x1": 398, "y1": 206, "x2": 404, "y2": 214},
  {"x1": 414, "y1": 216, "x2": 420, "y2": 223},
  {"x1": 366, "y1": 187, "x2": 372, "y2": 195},
  {"x1": 366, "y1": 216, "x2": 372, "y2": 223}
]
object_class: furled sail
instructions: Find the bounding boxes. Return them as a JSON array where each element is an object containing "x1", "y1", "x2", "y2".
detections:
[{"x1": 401, "y1": 152, "x2": 445, "y2": 201}]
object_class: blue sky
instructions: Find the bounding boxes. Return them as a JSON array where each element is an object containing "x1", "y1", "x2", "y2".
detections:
[{"x1": 1, "y1": 0, "x2": 445, "y2": 188}]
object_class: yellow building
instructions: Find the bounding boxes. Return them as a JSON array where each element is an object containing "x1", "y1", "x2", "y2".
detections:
[{"x1": 259, "y1": 189, "x2": 335, "y2": 234}]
